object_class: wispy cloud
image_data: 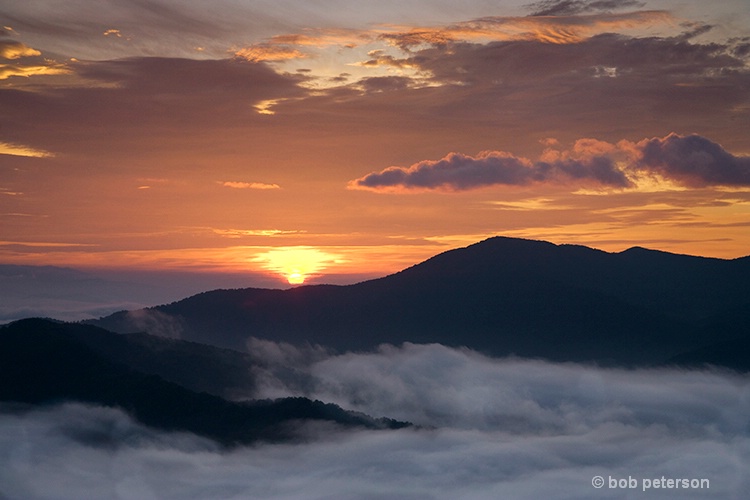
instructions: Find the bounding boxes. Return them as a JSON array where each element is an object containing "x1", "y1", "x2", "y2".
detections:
[
  {"x1": 0, "y1": 187, "x2": 24, "y2": 196},
  {"x1": 0, "y1": 240, "x2": 94, "y2": 248},
  {"x1": 234, "y1": 44, "x2": 307, "y2": 63},
  {"x1": 212, "y1": 228, "x2": 304, "y2": 238},
  {"x1": 235, "y1": 28, "x2": 372, "y2": 63},
  {"x1": 219, "y1": 181, "x2": 281, "y2": 190},
  {"x1": 525, "y1": 0, "x2": 646, "y2": 17},
  {"x1": 0, "y1": 36, "x2": 70, "y2": 80},
  {"x1": 378, "y1": 10, "x2": 672, "y2": 48},
  {"x1": 0, "y1": 40, "x2": 40, "y2": 59}
]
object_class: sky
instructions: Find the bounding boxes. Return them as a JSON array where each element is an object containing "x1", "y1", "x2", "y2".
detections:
[
  {"x1": 2, "y1": 0, "x2": 750, "y2": 286},
  {"x1": 2, "y1": 343, "x2": 749, "y2": 499}
]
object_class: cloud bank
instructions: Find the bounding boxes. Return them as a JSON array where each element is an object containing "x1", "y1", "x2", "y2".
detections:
[
  {"x1": 2, "y1": 342, "x2": 748, "y2": 499},
  {"x1": 349, "y1": 134, "x2": 750, "y2": 192}
]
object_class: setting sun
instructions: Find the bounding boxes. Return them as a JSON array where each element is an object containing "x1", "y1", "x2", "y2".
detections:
[
  {"x1": 287, "y1": 270, "x2": 304, "y2": 284},
  {"x1": 251, "y1": 247, "x2": 341, "y2": 285}
]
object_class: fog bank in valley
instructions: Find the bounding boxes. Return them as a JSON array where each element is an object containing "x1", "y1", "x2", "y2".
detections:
[{"x1": 2, "y1": 343, "x2": 749, "y2": 499}]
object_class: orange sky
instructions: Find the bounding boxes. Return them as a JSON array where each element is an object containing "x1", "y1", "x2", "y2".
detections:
[{"x1": 1, "y1": 0, "x2": 750, "y2": 285}]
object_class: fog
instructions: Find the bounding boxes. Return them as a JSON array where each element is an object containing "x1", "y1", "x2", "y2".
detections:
[
  {"x1": 0, "y1": 265, "x2": 382, "y2": 324},
  {"x1": 2, "y1": 343, "x2": 749, "y2": 499}
]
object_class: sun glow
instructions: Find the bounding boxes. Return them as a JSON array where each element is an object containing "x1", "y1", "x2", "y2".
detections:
[
  {"x1": 287, "y1": 270, "x2": 305, "y2": 284},
  {"x1": 251, "y1": 246, "x2": 342, "y2": 285}
]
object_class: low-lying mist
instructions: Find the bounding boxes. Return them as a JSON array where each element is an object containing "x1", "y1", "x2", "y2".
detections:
[{"x1": 2, "y1": 342, "x2": 749, "y2": 499}]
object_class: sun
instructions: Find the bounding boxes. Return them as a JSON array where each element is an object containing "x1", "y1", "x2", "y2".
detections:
[
  {"x1": 251, "y1": 246, "x2": 342, "y2": 286},
  {"x1": 287, "y1": 270, "x2": 305, "y2": 284}
]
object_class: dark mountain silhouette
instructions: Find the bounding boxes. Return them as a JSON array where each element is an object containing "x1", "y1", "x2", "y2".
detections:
[
  {"x1": 665, "y1": 304, "x2": 750, "y2": 372},
  {"x1": 63, "y1": 321, "x2": 258, "y2": 398},
  {"x1": 0, "y1": 318, "x2": 409, "y2": 446},
  {"x1": 667, "y1": 336, "x2": 750, "y2": 372},
  {"x1": 92, "y1": 237, "x2": 750, "y2": 367}
]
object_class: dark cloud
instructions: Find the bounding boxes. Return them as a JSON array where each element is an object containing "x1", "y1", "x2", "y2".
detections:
[
  {"x1": 413, "y1": 32, "x2": 744, "y2": 87},
  {"x1": 526, "y1": 0, "x2": 646, "y2": 17},
  {"x1": 74, "y1": 57, "x2": 304, "y2": 98},
  {"x1": 636, "y1": 133, "x2": 750, "y2": 187},
  {"x1": 0, "y1": 56, "x2": 307, "y2": 154},
  {"x1": 349, "y1": 134, "x2": 750, "y2": 192},
  {"x1": 380, "y1": 32, "x2": 749, "y2": 144},
  {"x1": 350, "y1": 150, "x2": 630, "y2": 192},
  {"x1": 1, "y1": 0, "x2": 293, "y2": 62},
  {"x1": 2, "y1": 345, "x2": 748, "y2": 499},
  {"x1": 358, "y1": 75, "x2": 413, "y2": 93}
]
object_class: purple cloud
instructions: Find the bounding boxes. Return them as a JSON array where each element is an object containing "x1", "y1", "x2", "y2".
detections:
[
  {"x1": 636, "y1": 134, "x2": 750, "y2": 187},
  {"x1": 525, "y1": 0, "x2": 646, "y2": 17},
  {"x1": 349, "y1": 150, "x2": 631, "y2": 192},
  {"x1": 349, "y1": 134, "x2": 750, "y2": 192}
]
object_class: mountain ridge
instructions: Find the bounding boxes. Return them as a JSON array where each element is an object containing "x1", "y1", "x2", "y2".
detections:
[
  {"x1": 91, "y1": 236, "x2": 750, "y2": 367},
  {"x1": 0, "y1": 318, "x2": 410, "y2": 445}
]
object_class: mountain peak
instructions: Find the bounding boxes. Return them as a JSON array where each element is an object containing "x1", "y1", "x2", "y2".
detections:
[{"x1": 89, "y1": 236, "x2": 750, "y2": 367}]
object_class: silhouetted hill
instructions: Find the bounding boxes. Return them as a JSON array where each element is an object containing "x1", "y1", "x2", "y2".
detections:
[
  {"x1": 92, "y1": 237, "x2": 750, "y2": 367},
  {"x1": 0, "y1": 319, "x2": 409, "y2": 445},
  {"x1": 667, "y1": 336, "x2": 750, "y2": 373},
  {"x1": 65, "y1": 322, "x2": 258, "y2": 398}
]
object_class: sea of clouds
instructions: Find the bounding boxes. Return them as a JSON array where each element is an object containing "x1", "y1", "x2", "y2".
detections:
[{"x1": 2, "y1": 342, "x2": 749, "y2": 499}]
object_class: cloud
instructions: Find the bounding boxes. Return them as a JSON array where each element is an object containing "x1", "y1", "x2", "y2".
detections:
[
  {"x1": 234, "y1": 44, "x2": 307, "y2": 63},
  {"x1": 123, "y1": 309, "x2": 185, "y2": 339},
  {"x1": 0, "y1": 33, "x2": 70, "y2": 80},
  {"x1": 349, "y1": 134, "x2": 750, "y2": 193},
  {"x1": 1, "y1": 345, "x2": 749, "y2": 499},
  {"x1": 269, "y1": 29, "x2": 372, "y2": 48},
  {"x1": 408, "y1": 31, "x2": 745, "y2": 88},
  {"x1": 220, "y1": 181, "x2": 281, "y2": 190},
  {"x1": 349, "y1": 147, "x2": 629, "y2": 192},
  {"x1": 0, "y1": 61, "x2": 70, "y2": 79},
  {"x1": 234, "y1": 28, "x2": 374, "y2": 64},
  {"x1": 0, "y1": 141, "x2": 54, "y2": 158},
  {"x1": 0, "y1": 40, "x2": 40, "y2": 60},
  {"x1": 635, "y1": 134, "x2": 750, "y2": 187},
  {"x1": 0, "y1": 56, "x2": 307, "y2": 149},
  {"x1": 367, "y1": 30, "x2": 748, "y2": 141},
  {"x1": 73, "y1": 57, "x2": 303, "y2": 98},
  {"x1": 212, "y1": 228, "x2": 303, "y2": 238},
  {"x1": 379, "y1": 10, "x2": 672, "y2": 47},
  {"x1": 358, "y1": 75, "x2": 414, "y2": 93},
  {"x1": 525, "y1": 0, "x2": 646, "y2": 17},
  {"x1": 356, "y1": 50, "x2": 419, "y2": 69}
]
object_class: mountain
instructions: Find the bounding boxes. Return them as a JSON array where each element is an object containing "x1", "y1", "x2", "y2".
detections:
[
  {"x1": 667, "y1": 336, "x2": 750, "y2": 372},
  {"x1": 91, "y1": 237, "x2": 750, "y2": 367},
  {"x1": 0, "y1": 318, "x2": 409, "y2": 445},
  {"x1": 62, "y1": 321, "x2": 258, "y2": 399}
]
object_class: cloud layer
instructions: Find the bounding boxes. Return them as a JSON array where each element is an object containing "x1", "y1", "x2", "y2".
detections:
[
  {"x1": 349, "y1": 134, "x2": 750, "y2": 192},
  {"x1": 2, "y1": 343, "x2": 749, "y2": 499}
]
